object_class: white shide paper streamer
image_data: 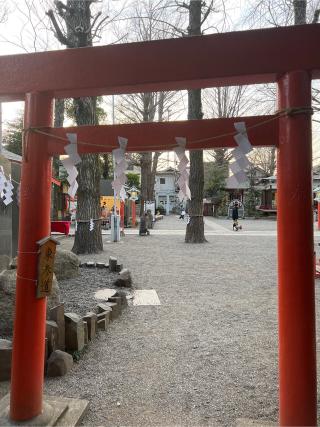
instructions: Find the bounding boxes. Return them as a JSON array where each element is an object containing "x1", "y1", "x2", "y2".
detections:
[
  {"x1": 112, "y1": 137, "x2": 128, "y2": 201},
  {"x1": 0, "y1": 167, "x2": 14, "y2": 206},
  {"x1": 230, "y1": 122, "x2": 253, "y2": 184},
  {"x1": 63, "y1": 133, "x2": 81, "y2": 198}
]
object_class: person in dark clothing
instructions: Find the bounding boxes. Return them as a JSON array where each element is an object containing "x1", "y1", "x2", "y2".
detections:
[
  {"x1": 139, "y1": 213, "x2": 150, "y2": 236},
  {"x1": 232, "y1": 203, "x2": 242, "y2": 231}
]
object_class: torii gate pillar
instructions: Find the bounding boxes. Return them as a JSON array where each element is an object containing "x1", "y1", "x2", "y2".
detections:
[
  {"x1": 277, "y1": 70, "x2": 317, "y2": 426},
  {"x1": 10, "y1": 92, "x2": 53, "y2": 421}
]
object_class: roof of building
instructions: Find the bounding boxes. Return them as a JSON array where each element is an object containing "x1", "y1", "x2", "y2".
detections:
[
  {"x1": 156, "y1": 167, "x2": 177, "y2": 175},
  {"x1": 1, "y1": 148, "x2": 22, "y2": 164}
]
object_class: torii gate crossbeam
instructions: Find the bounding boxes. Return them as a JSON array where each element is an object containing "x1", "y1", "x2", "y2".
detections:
[
  {"x1": 46, "y1": 115, "x2": 278, "y2": 154},
  {"x1": 0, "y1": 24, "x2": 317, "y2": 427}
]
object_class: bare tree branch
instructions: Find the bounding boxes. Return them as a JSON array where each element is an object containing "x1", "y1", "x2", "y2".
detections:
[{"x1": 46, "y1": 8, "x2": 70, "y2": 46}]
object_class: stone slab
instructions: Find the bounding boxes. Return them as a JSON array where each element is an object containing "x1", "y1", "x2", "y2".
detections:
[
  {"x1": 100, "y1": 302, "x2": 119, "y2": 320},
  {"x1": 46, "y1": 320, "x2": 59, "y2": 356},
  {"x1": 95, "y1": 262, "x2": 105, "y2": 269},
  {"x1": 0, "y1": 394, "x2": 88, "y2": 426},
  {"x1": 64, "y1": 313, "x2": 84, "y2": 352},
  {"x1": 132, "y1": 289, "x2": 161, "y2": 306},
  {"x1": 83, "y1": 322, "x2": 88, "y2": 345},
  {"x1": 97, "y1": 318, "x2": 106, "y2": 331},
  {"x1": 109, "y1": 257, "x2": 117, "y2": 272},
  {"x1": 97, "y1": 311, "x2": 110, "y2": 327},
  {"x1": 49, "y1": 304, "x2": 65, "y2": 351},
  {"x1": 83, "y1": 312, "x2": 97, "y2": 341}
]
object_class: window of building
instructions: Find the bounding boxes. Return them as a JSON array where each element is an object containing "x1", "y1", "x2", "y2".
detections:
[{"x1": 160, "y1": 178, "x2": 165, "y2": 184}]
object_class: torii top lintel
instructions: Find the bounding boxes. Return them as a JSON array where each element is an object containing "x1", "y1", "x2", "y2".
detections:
[{"x1": 0, "y1": 24, "x2": 319, "y2": 102}]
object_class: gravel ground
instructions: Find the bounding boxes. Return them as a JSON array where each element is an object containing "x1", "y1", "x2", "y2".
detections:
[
  {"x1": 58, "y1": 268, "x2": 120, "y2": 316},
  {"x1": 8, "y1": 216, "x2": 318, "y2": 426}
]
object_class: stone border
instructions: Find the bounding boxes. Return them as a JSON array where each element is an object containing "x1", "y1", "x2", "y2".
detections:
[{"x1": 0, "y1": 256, "x2": 131, "y2": 381}]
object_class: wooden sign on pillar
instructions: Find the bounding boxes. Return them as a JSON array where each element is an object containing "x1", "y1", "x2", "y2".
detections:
[{"x1": 36, "y1": 237, "x2": 59, "y2": 299}]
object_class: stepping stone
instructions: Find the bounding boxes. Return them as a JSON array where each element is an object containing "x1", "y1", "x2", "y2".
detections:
[
  {"x1": 133, "y1": 290, "x2": 161, "y2": 306},
  {"x1": 94, "y1": 288, "x2": 117, "y2": 301}
]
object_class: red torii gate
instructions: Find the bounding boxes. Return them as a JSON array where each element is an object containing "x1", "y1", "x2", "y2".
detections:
[{"x1": 0, "y1": 23, "x2": 319, "y2": 426}]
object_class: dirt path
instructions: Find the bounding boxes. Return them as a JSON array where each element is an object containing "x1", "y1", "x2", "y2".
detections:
[{"x1": 44, "y1": 216, "x2": 320, "y2": 426}]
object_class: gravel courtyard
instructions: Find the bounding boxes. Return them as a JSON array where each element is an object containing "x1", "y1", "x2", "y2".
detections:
[{"x1": 44, "y1": 216, "x2": 320, "y2": 426}]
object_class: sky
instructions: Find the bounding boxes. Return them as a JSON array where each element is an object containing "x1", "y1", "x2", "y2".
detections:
[{"x1": 0, "y1": 0, "x2": 319, "y2": 163}]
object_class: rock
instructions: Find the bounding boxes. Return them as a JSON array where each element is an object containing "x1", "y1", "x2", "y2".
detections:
[
  {"x1": 49, "y1": 303, "x2": 65, "y2": 351},
  {"x1": 0, "y1": 255, "x2": 10, "y2": 273},
  {"x1": 0, "y1": 339, "x2": 12, "y2": 381},
  {"x1": 114, "y1": 268, "x2": 132, "y2": 288},
  {"x1": 0, "y1": 269, "x2": 60, "y2": 336},
  {"x1": 47, "y1": 350, "x2": 73, "y2": 377},
  {"x1": 115, "y1": 291, "x2": 129, "y2": 307},
  {"x1": 83, "y1": 312, "x2": 97, "y2": 341},
  {"x1": 54, "y1": 249, "x2": 80, "y2": 280},
  {"x1": 9, "y1": 257, "x2": 17, "y2": 269},
  {"x1": 46, "y1": 320, "x2": 59, "y2": 355},
  {"x1": 83, "y1": 322, "x2": 88, "y2": 345},
  {"x1": 64, "y1": 312, "x2": 85, "y2": 352},
  {"x1": 108, "y1": 296, "x2": 123, "y2": 311},
  {"x1": 109, "y1": 256, "x2": 117, "y2": 272}
]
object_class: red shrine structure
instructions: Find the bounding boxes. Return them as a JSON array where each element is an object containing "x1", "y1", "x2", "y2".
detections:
[{"x1": 0, "y1": 23, "x2": 319, "y2": 426}]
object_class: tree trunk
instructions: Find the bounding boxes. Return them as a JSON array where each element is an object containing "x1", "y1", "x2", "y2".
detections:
[
  {"x1": 293, "y1": 0, "x2": 307, "y2": 24},
  {"x1": 72, "y1": 96, "x2": 103, "y2": 254},
  {"x1": 57, "y1": 1, "x2": 102, "y2": 253},
  {"x1": 270, "y1": 147, "x2": 276, "y2": 175},
  {"x1": 185, "y1": 0, "x2": 206, "y2": 243},
  {"x1": 139, "y1": 92, "x2": 160, "y2": 212}
]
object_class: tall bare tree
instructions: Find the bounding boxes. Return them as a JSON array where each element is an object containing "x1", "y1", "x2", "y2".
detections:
[
  {"x1": 114, "y1": 0, "x2": 184, "y2": 212},
  {"x1": 244, "y1": 0, "x2": 320, "y2": 174},
  {"x1": 47, "y1": 0, "x2": 113, "y2": 253},
  {"x1": 244, "y1": 0, "x2": 319, "y2": 27},
  {"x1": 184, "y1": 0, "x2": 215, "y2": 244}
]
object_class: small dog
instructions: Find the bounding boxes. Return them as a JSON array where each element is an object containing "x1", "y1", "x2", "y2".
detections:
[{"x1": 233, "y1": 220, "x2": 242, "y2": 231}]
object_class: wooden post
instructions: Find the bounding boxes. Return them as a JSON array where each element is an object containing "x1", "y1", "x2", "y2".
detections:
[
  {"x1": 277, "y1": 71, "x2": 317, "y2": 426},
  {"x1": 10, "y1": 92, "x2": 53, "y2": 421},
  {"x1": 131, "y1": 200, "x2": 136, "y2": 227}
]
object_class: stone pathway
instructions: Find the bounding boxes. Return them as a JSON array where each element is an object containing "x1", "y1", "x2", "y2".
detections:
[{"x1": 43, "y1": 216, "x2": 320, "y2": 426}]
